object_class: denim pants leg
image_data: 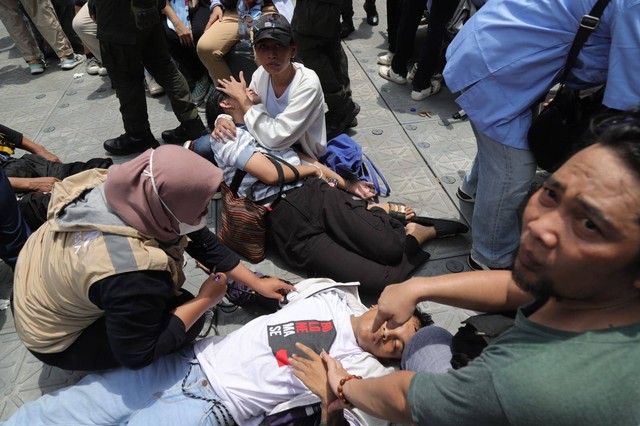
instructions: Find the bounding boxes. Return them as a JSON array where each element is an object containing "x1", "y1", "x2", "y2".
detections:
[
  {"x1": 464, "y1": 123, "x2": 537, "y2": 268},
  {"x1": 3, "y1": 348, "x2": 233, "y2": 426},
  {"x1": 193, "y1": 134, "x2": 216, "y2": 163},
  {"x1": 401, "y1": 326, "x2": 453, "y2": 373}
]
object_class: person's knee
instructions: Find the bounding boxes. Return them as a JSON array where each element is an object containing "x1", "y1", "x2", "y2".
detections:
[{"x1": 402, "y1": 326, "x2": 453, "y2": 372}]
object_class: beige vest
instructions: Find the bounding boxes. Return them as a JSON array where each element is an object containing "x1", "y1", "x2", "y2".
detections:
[{"x1": 13, "y1": 169, "x2": 187, "y2": 353}]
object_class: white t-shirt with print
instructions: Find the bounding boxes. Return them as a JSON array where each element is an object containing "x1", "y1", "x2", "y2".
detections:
[{"x1": 194, "y1": 290, "x2": 376, "y2": 425}]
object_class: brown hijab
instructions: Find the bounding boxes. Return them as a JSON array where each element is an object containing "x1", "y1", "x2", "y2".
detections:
[{"x1": 104, "y1": 145, "x2": 223, "y2": 242}]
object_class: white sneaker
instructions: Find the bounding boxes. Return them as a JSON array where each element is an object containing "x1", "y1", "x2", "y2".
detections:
[
  {"x1": 407, "y1": 63, "x2": 418, "y2": 83},
  {"x1": 378, "y1": 65, "x2": 406, "y2": 85},
  {"x1": 376, "y1": 52, "x2": 394, "y2": 66},
  {"x1": 60, "y1": 53, "x2": 85, "y2": 70},
  {"x1": 98, "y1": 66, "x2": 108, "y2": 76},
  {"x1": 86, "y1": 57, "x2": 101, "y2": 75},
  {"x1": 411, "y1": 79, "x2": 442, "y2": 101},
  {"x1": 145, "y1": 75, "x2": 165, "y2": 97}
]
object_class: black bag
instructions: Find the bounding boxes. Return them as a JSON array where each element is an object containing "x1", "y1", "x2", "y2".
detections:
[
  {"x1": 527, "y1": 0, "x2": 611, "y2": 171},
  {"x1": 528, "y1": 86, "x2": 605, "y2": 172},
  {"x1": 450, "y1": 313, "x2": 515, "y2": 369}
]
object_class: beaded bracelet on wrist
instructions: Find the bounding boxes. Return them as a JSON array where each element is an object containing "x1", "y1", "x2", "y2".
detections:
[{"x1": 337, "y1": 374, "x2": 362, "y2": 408}]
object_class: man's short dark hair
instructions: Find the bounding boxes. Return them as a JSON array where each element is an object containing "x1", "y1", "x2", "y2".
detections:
[
  {"x1": 580, "y1": 110, "x2": 640, "y2": 181},
  {"x1": 413, "y1": 308, "x2": 434, "y2": 329},
  {"x1": 204, "y1": 88, "x2": 229, "y2": 130}
]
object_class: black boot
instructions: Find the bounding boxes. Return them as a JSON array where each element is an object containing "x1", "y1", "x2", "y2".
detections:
[
  {"x1": 340, "y1": 9, "x2": 355, "y2": 38},
  {"x1": 161, "y1": 117, "x2": 207, "y2": 144},
  {"x1": 364, "y1": 0, "x2": 379, "y2": 26},
  {"x1": 325, "y1": 101, "x2": 360, "y2": 140},
  {"x1": 103, "y1": 131, "x2": 158, "y2": 156}
]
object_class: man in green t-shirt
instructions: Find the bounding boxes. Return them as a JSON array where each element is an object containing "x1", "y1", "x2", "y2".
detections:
[{"x1": 296, "y1": 113, "x2": 640, "y2": 425}]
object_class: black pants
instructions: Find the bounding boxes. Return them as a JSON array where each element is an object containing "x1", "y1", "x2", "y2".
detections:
[
  {"x1": 162, "y1": 3, "x2": 209, "y2": 88},
  {"x1": 410, "y1": 0, "x2": 458, "y2": 91},
  {"x1": 25, "y1": 290, "x2": 204, "y2": 371},
  {"x1": 291, "y1": 0, "x2": 352, "y2": 113},
  {"x1": 389, "y1": 0, "x2": 425, "y2": 77},
  {"x1": 267, "y1": 178, "x2": 429, "y2": 295},
  {"x1": 2, "y1": 154, "x2": 113, "y2": 230},
  {"x1": 100, "y1": 22, "x2": 198, "y2": 136}
]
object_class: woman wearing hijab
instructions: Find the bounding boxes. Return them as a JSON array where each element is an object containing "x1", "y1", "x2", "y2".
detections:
[{"x1": 11, "y1": 145, "x2": 292, "y2": 371}]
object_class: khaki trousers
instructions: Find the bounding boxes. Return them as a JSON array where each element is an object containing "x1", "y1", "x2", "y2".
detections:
[
  {"x1": 0, "y1": 0, "x2": 42, "y2": 62},
  {"x1": 72, "y1": 3, "x2": 100, "y2": 61},
  {"x1": 19, "y1": 0, "x2": 73, "y2": 59},
  {"x1": 196, "y1": 5, "x2": 276, "y2": 81}
]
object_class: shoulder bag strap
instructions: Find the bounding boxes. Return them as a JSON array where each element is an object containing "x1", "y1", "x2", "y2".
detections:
[
  {"x1": 559, "y1": 0, "x2": 612, "y2": 84},
  {"x1": 230, "y1": 169, "x2": 248, "y2": 194}
]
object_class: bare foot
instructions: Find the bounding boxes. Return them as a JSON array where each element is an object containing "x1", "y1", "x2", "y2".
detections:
[{"x1": 406, "y1": 222, "x2": 436, "y2": 243}]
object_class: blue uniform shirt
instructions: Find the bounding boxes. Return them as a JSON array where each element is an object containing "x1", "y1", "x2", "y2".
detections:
[{"x1": 444, "y1": 0, "x2": 640, "y2": 149}]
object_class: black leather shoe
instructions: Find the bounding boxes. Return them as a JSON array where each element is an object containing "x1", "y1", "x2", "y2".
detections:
[
  {"x1": 103, "y1": 132, "x2": 158, "y2": 156},
  {"x1": 161, "y1": 117, "x2": 207, "y2": 144},
  {"x1": 341, "y1": 20, "x2": 355, "y2": 38},
  {"x1": 364, "y1": 0, "x2": 379, "y2": 26},
  {"x1": 326, "y1": 101, "x2": 360, "y2": 140}
]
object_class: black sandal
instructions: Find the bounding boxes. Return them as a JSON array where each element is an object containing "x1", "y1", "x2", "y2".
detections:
[
  {"x1": 409, "y1": 216, "x2": 469, "y2": 238},
  {"x1": 387, "y1": 202, "x2": 409, "y2": 224}
]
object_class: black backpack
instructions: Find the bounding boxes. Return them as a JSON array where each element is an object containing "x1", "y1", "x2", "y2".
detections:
[{"x1": 450, "y1": 313, "x2": 515, "y2": 369}]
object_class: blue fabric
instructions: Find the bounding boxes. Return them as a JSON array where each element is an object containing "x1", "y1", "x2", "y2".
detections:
[
  {"x1": 460, "y1": 122, "x2": 537, "y2": 268},
  {"x1": 402, "y1": 326, "x2": 453, "y2": 373},
  {"x1": 444, "y1": 0, "x2": 640, "y2": 149},
  {"x1": 0, "y1": 169, "x2": 30, "y2": 268},
  {"x1": 319, "y1": 134, "x2": 391, "y2": 196},
  {"x1": 3, "y1": 347, "x2": 234, "y2": 426}
]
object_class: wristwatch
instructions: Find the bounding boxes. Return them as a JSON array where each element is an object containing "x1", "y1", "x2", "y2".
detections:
[{"x1": 326, "y1": 177, "x2": 339, "y2": 188}]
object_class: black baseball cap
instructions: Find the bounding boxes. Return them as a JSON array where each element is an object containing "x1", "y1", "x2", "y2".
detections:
[{"x1": 252, "y1": 13, "x2": 293, "y2": 45}]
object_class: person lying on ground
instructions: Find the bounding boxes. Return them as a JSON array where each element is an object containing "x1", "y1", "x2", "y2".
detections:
[
  {"x1": 4, "y1": 278, "x2": 437, "y2": 426},
  {"x1": 12, "y1": 145, "x2": 293, "y2": 371},
  {"x1": 186, "y1": 88, "x2": 468, "y2": 294},
  {"x1": 0, "y1": 123, "x2": 112, "y2": 229}
]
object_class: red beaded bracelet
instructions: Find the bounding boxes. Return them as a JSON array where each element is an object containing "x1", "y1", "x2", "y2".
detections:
[{"x1": 337, "y1": 374, "x2": 362, "y2": 407}]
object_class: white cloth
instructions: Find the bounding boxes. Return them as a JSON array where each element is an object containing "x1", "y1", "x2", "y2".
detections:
[
  {"x1": 246, "y1": 63, "x2": 327, "y2": 159},
  {"x1": 194, "y1": 278, "x2": 394, "y2": 426}
]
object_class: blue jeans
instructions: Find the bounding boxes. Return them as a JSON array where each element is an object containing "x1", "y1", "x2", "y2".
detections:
[
  {"x1": 4, "y1": 348, "x2": 234, "y2": 426},
  {"x1": 401, "y1": 326, "x2": 453, "y2": 373},
  {"x1": 192, "y1": 134, "x2": 216, "y2": 163},
  {"x1": 460, "y1": 123, "x2": 537, "y2": 268}
]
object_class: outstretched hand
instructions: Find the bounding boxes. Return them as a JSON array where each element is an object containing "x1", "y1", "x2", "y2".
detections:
[
  {"x1": 370, "y1": 282, "x2": 417, "y2": 332},
  {"x1": 290, "y1": 343, "x2": 336, "y2": 407},
  {"x1": 28, "y1": 176, "x2": 60, "y2": 193},
  {"x1": 347, "y1": 180, "x2": 376, "y2": 199},
  {"x1": 211, "y1": 118, "x2": 237, "y2": 143},
  {"x1": 217, "y1": 71, "x2": 249, "y2": 103},
  {"x1": 198, "y1": 272, "x2": 228, "y2": 307},
  {"x1": 251, "y1": 276, "x2": 295, "y2": 302}
]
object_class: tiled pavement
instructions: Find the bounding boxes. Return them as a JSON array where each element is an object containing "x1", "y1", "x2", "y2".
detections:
[{"x1": 0, "y1": 7, "x2": 480, "y2": 421}]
